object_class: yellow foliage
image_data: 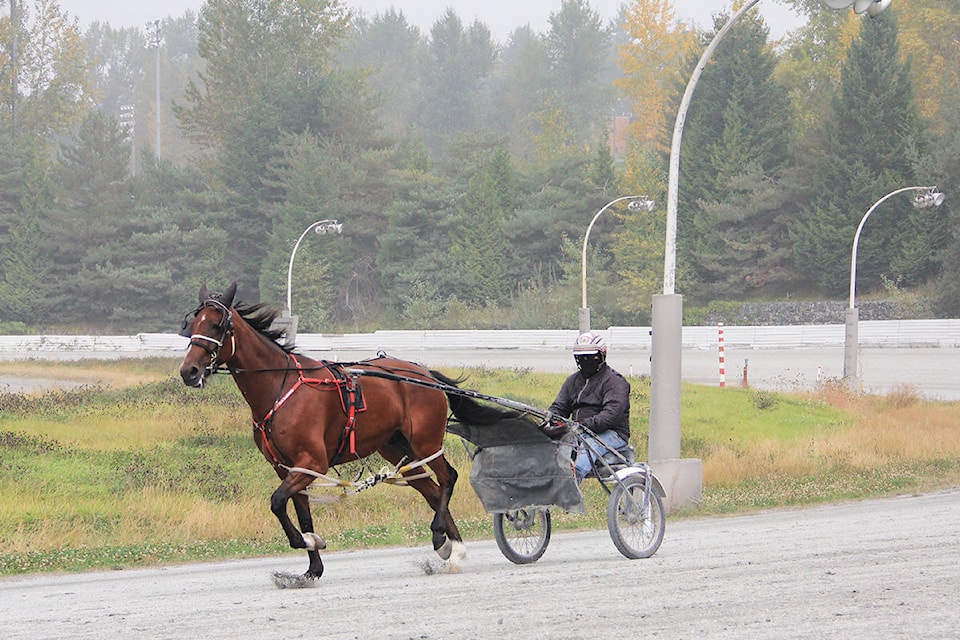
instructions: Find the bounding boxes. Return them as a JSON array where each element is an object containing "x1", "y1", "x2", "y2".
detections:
[
  {"x1": 532, "y1": 96, "x2": 577, "y2": 162},
  {"x1": 615, "y1": 0, "x2": 696, "y2": 151},
  {"x1": 895, "y1": 0, "x2": 960, "y2": 134}
]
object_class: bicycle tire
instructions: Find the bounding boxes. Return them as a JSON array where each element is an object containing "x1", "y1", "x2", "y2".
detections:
[
  {"x1": 492, "y1": 508, "x2": 551, "y2": 564},
  {"x1": 606, "y1": 473, "x2": 665, "y2": 559}
]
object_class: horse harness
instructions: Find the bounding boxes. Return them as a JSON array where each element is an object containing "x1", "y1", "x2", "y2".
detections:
[
  {"x1": 180, "y1": 296, "x2": 236, "y2": 379},
  {"x1": 182, "y1": 296, "x2": 365, "y2": 469},
  {"x1": 253, "y1": 354, "x2": 366, "y2": 469}
]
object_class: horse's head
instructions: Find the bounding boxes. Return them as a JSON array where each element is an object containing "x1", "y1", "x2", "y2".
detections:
[{"x1": 179, "y1": 282, "x2": 238, "y2": 388}]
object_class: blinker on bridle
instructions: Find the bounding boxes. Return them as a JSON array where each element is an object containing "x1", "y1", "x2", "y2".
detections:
[{"x1": 180, "y1": 297, "x2": 235, "y2": 374}]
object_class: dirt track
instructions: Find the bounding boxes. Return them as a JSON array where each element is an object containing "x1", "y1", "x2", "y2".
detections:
[{"x1": 2, "y1": 489, "x2": 958, "y2": 640}]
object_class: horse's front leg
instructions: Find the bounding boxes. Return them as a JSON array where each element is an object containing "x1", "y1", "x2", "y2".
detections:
[
  {"x1": 270, "y1": 473, "x2": 325, "y2": 577},
  {"x1": 291, "y1": 492, "x2": 324, "y2": 578}
]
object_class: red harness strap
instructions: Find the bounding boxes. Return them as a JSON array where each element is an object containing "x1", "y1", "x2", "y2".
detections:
[{"x1": 252, "y1": 355, "x2": 362, "y2": 467}]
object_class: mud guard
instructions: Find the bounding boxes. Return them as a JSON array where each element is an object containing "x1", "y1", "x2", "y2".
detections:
[{"x1": 613, "y1": 465, "x2": 666, "y2": 498}]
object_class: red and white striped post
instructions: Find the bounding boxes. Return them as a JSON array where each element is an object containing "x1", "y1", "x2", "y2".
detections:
[{"x1": 718, "y1": 322, "x2": 726, "y2": 388}]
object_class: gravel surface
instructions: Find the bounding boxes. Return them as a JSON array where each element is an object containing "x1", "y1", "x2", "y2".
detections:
[{"x1": 3, "y1": 489, "x2": 958, "y2": 640}]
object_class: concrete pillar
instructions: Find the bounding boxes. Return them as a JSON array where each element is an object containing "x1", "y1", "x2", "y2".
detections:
[
  {"x1": 272, "y1": 310, "x2": 299, "y2": 346},
  {"x1": 578, "y1": 307, "x2": 590, "y2": 334},
  {"x1": 650, "y1": 294, "x2": 682, "y2": 460},
  {"x1": 843, "y1": 307, "x2": 859, "y2": 392},
  {"x1": 649, "y1": 293, "x2": 702, "y2": 512}
]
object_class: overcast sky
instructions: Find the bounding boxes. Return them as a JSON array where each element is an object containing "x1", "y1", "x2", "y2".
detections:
[{"x1": 55, "y1": 0, "x2": 806, "y2": 41}]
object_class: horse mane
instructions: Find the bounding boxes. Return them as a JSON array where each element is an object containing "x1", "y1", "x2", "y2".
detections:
[{"x1": 235, "y1": 301, "x2": 297, "y2": 354}]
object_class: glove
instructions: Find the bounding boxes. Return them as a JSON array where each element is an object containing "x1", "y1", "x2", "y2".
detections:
[{"x1": 539, "y1": 412, "x2": 570, "y2": 440}]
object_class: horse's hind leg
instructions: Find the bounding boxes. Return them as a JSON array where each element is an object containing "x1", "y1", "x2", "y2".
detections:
[
  {"x1": 426, "y1": 455, "x2": 466, "y2": 567},
  {"x1": 379, "y1": 441, "x2": 465, "y2": 568}
]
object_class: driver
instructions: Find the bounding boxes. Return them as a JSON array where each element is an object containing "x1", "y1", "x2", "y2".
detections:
[{"x1": 547, "y1": 331, "x2": 631, "y2": 482}]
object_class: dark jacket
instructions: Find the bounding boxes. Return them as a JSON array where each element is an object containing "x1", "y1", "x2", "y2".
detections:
[{"x1": 548, "y1": 363, "x2": 630, "y2": 441}]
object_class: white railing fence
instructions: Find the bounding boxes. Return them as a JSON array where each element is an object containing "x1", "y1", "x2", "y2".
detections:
[{"x1": 1, "y1": 319, "x2": 958, "y2": 355}]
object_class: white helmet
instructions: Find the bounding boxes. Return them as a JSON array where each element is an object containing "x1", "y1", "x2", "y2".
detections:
[{"x1": 573, "y1": 331, "x2": 607, "y2": 355}]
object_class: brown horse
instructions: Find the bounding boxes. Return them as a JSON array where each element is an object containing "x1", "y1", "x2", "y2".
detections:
[{"x1": 178, "y1": 283, "x2": 503, "y2": 581}]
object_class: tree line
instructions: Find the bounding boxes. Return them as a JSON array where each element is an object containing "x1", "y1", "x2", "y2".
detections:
[{"x1": 0, "y1": 0, "x2": 957, "y2": 335}]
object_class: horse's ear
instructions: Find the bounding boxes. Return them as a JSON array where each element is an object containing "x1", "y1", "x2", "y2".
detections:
[
  {"x1": 199, "y1": 282, "x2": 209, "y2": 304},
  {"x1": 222, "y1": 281, "x2": 238, "y2": 308}
]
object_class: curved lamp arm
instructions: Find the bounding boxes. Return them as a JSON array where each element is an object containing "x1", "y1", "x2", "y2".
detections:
[
  {"x1": 848, "y1": 186, "x2": 937, "y2": 309},
  {"x1": 286, "y1": 219, "x2": 342, "y2": 312},
  {"x1": 581, "y1": 196, "x2": 653, "y2": 309}
]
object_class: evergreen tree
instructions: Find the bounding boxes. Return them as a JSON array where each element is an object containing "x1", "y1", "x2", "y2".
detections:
[
  {"x1": 481, "y1": 26, "x2": 551, "y2": 162},
  {"x1": 259, "y1": 71, "x2": 395, "y2": 328},
  {"x1": 41, "y1": 110, "x2": 134, "y2": 324},
  {"x1": 925, "y1": 99, "x2": 960, "y2": 316},
  {"x1": 792, "y1": 10, "x2": 925, "y2": 295},
  {"x1": 448, "y1": 142, "x2": 516, "y2": 305},
  {"x1": 540, "y1": 0, "x2": 614, "y2": 152},
  {"x1": 335, "y1": 9, "x2": 425, "y2": 141},
  {"x1": 419, "y1": 10, "x2": 497, "y2": 155},
  {"x1": 175, "y1": 0, "x2": 351, "y2": 300},
  {"x1": 678, "y1": 11, "x2": 795, "y2": 300},
  {"x1": 376, "y1": 167, "x2": 460, "y2": 313},
  {"x1": 0, "y1": 132, "x2": 50, "y2": 323}
]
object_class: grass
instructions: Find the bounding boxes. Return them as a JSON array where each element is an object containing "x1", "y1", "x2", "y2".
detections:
[{"x1": 1, "y1": 359, "x2": 959, "y2": 575}]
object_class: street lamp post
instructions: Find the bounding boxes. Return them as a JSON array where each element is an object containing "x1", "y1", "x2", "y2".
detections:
[
  {"x1": 145, "y1": 20, "x2": 161, "y2": 161},
  {"x1": 648, "y1": 0, "x2": 762, "y2": 513},
  {"x1": 649, "y1": 0, "x2": 892, "y2": 511},
  {"x1": 844, "y1": 186, "x2": 944, "y2": 389},
  {"x1": 281, "y1": 219, "x2": 343, "y2": 343},
  {"x1": 580, "y1": 196, "x2": 654, "y2": 333}
]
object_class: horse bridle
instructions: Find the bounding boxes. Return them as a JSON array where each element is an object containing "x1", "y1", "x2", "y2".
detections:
[{"x1": 180, "y1": 297, "x2": 236, "y2": 376}]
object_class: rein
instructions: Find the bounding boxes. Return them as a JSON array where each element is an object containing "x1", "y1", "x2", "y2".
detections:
[{"x1": 185, "y1": 300, "x2": 432, "y2": 477}]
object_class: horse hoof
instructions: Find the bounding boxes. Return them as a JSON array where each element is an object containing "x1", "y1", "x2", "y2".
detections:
[
  {"x1": 436, "y1": 538, "x2": 453, "y2": 560},
  {"x1": 272, "y1": 571, "x2": 319, "y2": 589},
  {"x1": 302, "y1": 532, "x2": 326, "y2": 550},
  {"x1": 441, "y1": 540, "x2": 467, "y2": 573}
]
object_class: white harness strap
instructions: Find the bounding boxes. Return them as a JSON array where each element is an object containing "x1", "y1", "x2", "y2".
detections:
[
  {"x1": 283, "y1": 447, "x2": 445, "y2": 500},
  {"x1": 189, "y1": 333, "x2": 222, "y2": 348}
]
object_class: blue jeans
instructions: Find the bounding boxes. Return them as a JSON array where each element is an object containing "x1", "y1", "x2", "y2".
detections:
[{"x1": 575, "y1": 429, "x2": 627, "y2": 482}]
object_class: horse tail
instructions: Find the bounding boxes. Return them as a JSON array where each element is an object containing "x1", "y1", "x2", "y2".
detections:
[{"x1": 429, "y1": 370, "x2": 522, "y2": 426}]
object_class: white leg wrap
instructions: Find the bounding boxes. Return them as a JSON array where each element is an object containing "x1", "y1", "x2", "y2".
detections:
[
  {"x1": 436, "y1": 538, "x2": 453, "y2": 560},
  {"x1": 443, "y1": 541, "x2": 467, "y2": 574},
  {"x1": 302, "y1": 532, "x2": 326, "y2": 551}
]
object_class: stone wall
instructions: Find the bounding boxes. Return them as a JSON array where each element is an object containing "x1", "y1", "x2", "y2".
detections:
[{"x1": 702, "y1": 300, "x2": 908, "y2": 326}]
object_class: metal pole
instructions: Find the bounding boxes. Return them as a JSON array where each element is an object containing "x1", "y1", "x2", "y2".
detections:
[
  {"x1": 844, "y1": 185, "x2": 939, "y2": 386},
  {"x1": 662, "y1": 0, "x2": 760, "y2": 295},
  {"x1": 651, "y1": 0, "x2": 759, "y2": 465},
  {"x1": 848, "y1": 186, "x2": 936, "y2": 310},
  {"x1": 648, "y1": 0, "x2": 891, "y2": 508},
  {"x1": 154, "y1": 23, "x2": 161, "y2": 161},
  {"x1": 286, "y1": 220, "x2": 342, "y2": 313},
  {"x1": 146, "y1": 20, "x2": 161, "y2": 161},
  {"x1": 580, "y1": 196, "x2": 648, "y2": 333}
]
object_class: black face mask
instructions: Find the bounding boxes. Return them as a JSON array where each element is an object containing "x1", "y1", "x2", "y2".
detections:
[{"x1": 575, "y1": 354, "x2": 603, "y2": 377}]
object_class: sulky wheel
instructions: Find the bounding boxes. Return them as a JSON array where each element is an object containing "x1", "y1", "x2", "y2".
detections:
[
  {"x1": 492, "y1": 508, "x2": 551, "y2": 564},
  {"x1": 606, "y1": 473, "x2": 665, "y2": 559}
]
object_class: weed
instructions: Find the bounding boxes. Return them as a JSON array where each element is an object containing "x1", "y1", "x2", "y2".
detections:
[
  {"x1": 883, "y1": 383, "x2": 921, "y2": 409},
  {"x1": 752, "y1": 389, "x2": 778, "y2": 410}
]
